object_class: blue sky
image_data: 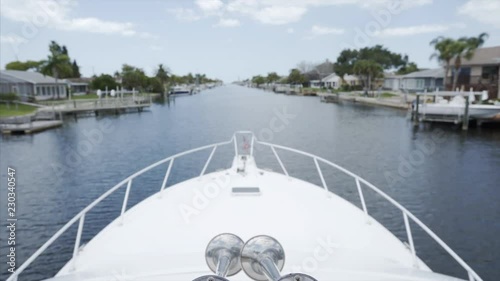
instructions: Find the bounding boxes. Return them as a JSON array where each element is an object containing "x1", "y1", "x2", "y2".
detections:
[{"x1": 0, "y1": 0, "x2": 499, "y2": 82}]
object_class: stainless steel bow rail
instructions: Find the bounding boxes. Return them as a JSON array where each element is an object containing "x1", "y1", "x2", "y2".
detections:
[{"x1": 7, "y1": 131, "x2": 483, "y2": 281}]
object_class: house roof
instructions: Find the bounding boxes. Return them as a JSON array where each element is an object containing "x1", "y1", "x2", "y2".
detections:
[
  {"x1": 401, "y1": 68, "x2": 444, "y2": 78},
  {"x1": 0, "y1": 70, "x2": 67, "y2": 84},
  {"x1": 62, "y1": 77, "x2": 91, "y2": 85},
  {"x1": 322, "y1": 73, "x2": 339, "y2": 82},
  {"x1": 315, "y1": 60, "x2": 335, "y2": 76},
  {"x1": 65, "y1": 77, "x2": 92, "y2": 83},
  {"x1": 343, "y1": 75, "x2": 359, "y2": 81},
  {"x1": 384, "y1": 72, "x2": 403, "y2": 79},
  {"x1": 322, "y1": 73, "x2": 359, "y2": 82},
  {"x1": 460, "y1": 46, "x2": 500, "y2": 66}
]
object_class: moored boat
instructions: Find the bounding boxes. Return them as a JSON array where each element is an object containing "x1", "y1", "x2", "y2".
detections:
[
  {"x1": 421, "y1": 95, "x2": 500, "y2": 120},
  {"x1": 170, "y1": 85, "x2": 191, "y2": 95}
]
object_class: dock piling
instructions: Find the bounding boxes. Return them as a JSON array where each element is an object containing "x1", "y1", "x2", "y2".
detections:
[
  {"x1": 462, "y1": 95, "x2": 470, "y2": 131},
  {"x1": 414, "y1": 95, "x2": 420, "y2": 125}
]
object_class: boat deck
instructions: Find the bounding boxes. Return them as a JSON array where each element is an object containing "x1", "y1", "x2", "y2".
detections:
[{"x1": 53, "y1": 157, "x2": 458, "y2": 281}]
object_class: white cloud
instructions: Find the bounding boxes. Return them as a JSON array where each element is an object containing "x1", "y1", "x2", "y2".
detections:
[
  {"x1": 311, "y1": 25, "x2": 344, "y2": 35},
  {"x1": 287, "y1": 28, "x2": 295, "y2": 34},
  {"x1": 149, "y1": 45, "x2": 164, "y2": 51},
  {"x1": 457, "y1": 0, "x2": 500, "y2": 28},
  {"x1": 223, "y1": 0, "x2": 432, "y2": 25},
  {"x1": 0, "y1": 34, "x2": 28, "y2": 44},
  {"x1": 169, "y1": 0, "x2": 432, "y2": 26},
  {"x1": 139, "y1": 32, "x2": 159, "y2": 40},
  {"x1": 374, "y1": 23, "x2": 465, "y2": 37},
  {"x1": 214, "y1": 18, "x2": 241, "y2": 27},
  {"x1": 168, "y1": 8, "x2": 201, "y2": 22},
  {"x1": 196, "y1": 0, "x2": 224, "y2": 13},
  {"x1": 357, "y1": 0, "x2": 432, "y2": 10},
  {"x1": 0, "y1": 0, "x2": 153, "y2": 37},
  {"x1": 61, "y1": 18, "x2": 137, "y2": 36},
  {"x1": 252, "y1": 6, "x2": 307, "y2": 25}
]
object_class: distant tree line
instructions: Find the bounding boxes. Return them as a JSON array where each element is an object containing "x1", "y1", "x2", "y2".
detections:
[
  {"x1": 250, "y1": 45, "x2": 420, "y2": 91},
  {"x1": 4, "y1": 40, "x2": 221, "y2": 95},
  {"x1": 249, "y1": 31, "x2": 488, "y2": 94},
  {"x1": 91, "y1": 65, "x2": 220, "y2": 93}
]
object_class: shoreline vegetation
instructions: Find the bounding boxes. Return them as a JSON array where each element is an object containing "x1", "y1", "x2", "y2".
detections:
[
  {"x1": 246, "y1": 32, "x2": 490, "y2": 99},
  {"x1": 2, "y1": 41, "x2": 221, "y2": 101}
]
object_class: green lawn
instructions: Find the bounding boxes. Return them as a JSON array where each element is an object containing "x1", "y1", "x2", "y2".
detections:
[
  {"x1": 379, "y1": 92, "x2": 398, "y2": 98},
  {"x1": 0, "y1": 103, "x2": 37, "y2": 117}
]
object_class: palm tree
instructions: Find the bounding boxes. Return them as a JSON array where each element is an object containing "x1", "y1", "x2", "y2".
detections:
[
  {"x1": 450, "y1": 33, "x2": 488, "y2": 90},
  {"x1": 40, "y1": 41, "x2": 72, "y2": 99},
  {"x1": 155, "y1": 64, "x2": 170, "y2": 94},
  {"x1": 430, "y1": 37, "x2": 456, "y2": 90},
  {"x1": 353, "y1": 60, "x2": 383, "y2": 95}
]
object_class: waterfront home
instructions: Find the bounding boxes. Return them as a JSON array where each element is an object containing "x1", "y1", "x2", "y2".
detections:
[
  {"x1": 399, "y1": 68, "x2": 444, "y2": 93},
  {"x1": 383, "y1": 73, "x2": 404, "y2": 91},
  {"x1": 453, "y1": 46, "x2": 500, "y2": 99},
  {"x1": 64, "y1": 78, "x2": 91, "y2": 95},
  {"x1": 0, "y1": 70, "x2": 67, "y2": 100},
  {"x1": 321, "y1": 73, "x2": 361, "y2": 89},
  {"x1": 310, "y1": 80, "x2": 322, "y2": 88}
]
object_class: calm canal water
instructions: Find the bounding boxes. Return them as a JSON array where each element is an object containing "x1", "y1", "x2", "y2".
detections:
[{"x1": 1, "y1": 85, "x2": 499, "y2": 280}]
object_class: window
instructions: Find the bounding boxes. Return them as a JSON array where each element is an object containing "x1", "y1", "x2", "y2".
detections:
[
  {"x1": 416, "y1": 79, "x2": 425, "y2": 89},
  {"x1": 482, "y1": 66, "x2": 499, "y2": 80}
]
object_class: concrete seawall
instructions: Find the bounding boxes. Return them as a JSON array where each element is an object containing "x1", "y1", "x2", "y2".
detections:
[{"x1": 319, "y1": 93, "x2": 413, "y2": 110}]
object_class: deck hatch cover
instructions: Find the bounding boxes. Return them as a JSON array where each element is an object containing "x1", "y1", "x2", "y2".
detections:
[{"x1": 232, "y1": 187, "x2": 261, "y2": 196}]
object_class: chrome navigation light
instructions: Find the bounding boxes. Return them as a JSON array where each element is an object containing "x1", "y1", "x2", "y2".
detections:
[
  {"x1": 240, "y1": 235, "x2": 285, "y2": 281},
  {"x1": 206, "y1": 233, "x2": 244, "y2": 276},
  {"x1": 196, "y1": 234, "x2": 317, "y2": 281},
  {"x1": 241, "y1": 235, "x2": 317, "y2": 281},
  {"x1": 193, "y1": 233, "x2": 244, "y2": 281}
]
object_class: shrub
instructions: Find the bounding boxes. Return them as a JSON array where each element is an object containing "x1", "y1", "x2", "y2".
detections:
[
  {"x1": 351, "y1": 85, "x2": 364, "y2": 91},
  {"x1": 340, "y1": 84, "x2": 351, "y2": 91},
  {"x1": 0, "y1": 92, "x2": 19, "y2": 101}
]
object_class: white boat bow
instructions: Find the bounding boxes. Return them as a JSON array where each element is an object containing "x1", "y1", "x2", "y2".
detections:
[{"x1": 8, "y1": 132, "x2": 483, "y2": 281}]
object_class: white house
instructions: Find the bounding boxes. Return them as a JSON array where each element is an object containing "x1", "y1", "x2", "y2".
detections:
[
  {"x1": 0, "y1": 70, "x2": 68, "y2": 100},
  {"x1": 310, "y1": 80, "x2": 322, "y2": 88},
  {"x1": 400, "y1": 68, "x2": 444, "y2": 92},
  {"x1": 382, "y1": 69, "x2": 445, "y2": 93},
  {"x1": 64, "y1": 78, "x2": 91, "y2": 95},
  {"x1": 383, "y1": 73, "x2": 403, "y2": 91},
  {"x1": 321, "y1": 73, "x2": 360, "y2": 89}
]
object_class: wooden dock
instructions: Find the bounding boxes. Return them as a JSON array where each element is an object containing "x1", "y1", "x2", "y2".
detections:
[
  {"x1": 40, "y1": 96, "x2": 152, "y2": 117},
  {"x1": 1, "y1": 120, "x2": 63, "y2": 134},
  {"x1": 0, "y1": 96, "x2": 152, "y2": 135}
]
